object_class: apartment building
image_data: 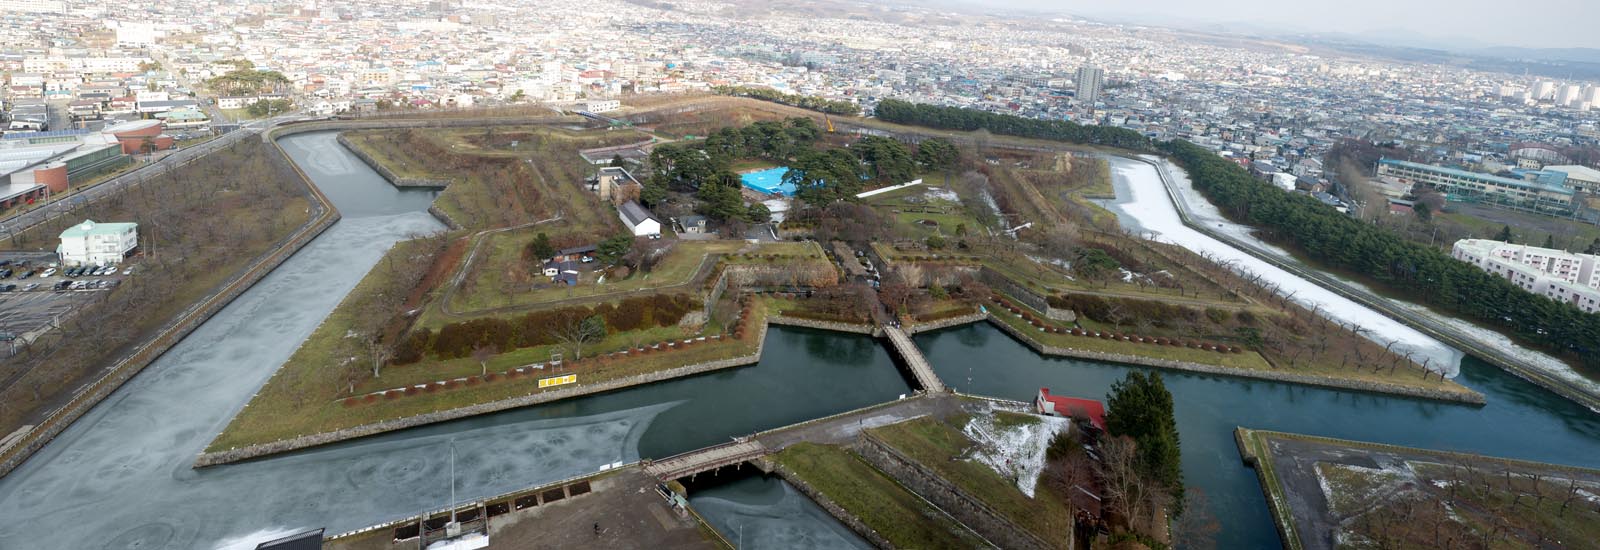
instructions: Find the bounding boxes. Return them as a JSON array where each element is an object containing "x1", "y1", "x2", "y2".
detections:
[{"x1": 1452, "y1": 239, "x2": 1600, "y2": 313}]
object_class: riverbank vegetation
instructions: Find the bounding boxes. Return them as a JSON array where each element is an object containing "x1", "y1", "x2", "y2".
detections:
[
  {"x1": 1164, "y1": 139, "x2": 1599, "y2": 371},
  {"x1": 0, "y1": 138, "x2": 311, "y2": 441}
]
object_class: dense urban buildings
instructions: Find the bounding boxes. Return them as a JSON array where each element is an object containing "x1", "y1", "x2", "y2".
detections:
[{"x1": 1452, "y1": 238, "x2": 1600, "y2": 313}]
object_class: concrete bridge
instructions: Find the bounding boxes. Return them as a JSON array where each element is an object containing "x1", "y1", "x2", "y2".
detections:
[
  {"x1": 882, "y1": 325, "x2": 947, "y2": 393},
  {"x1": 643, "y1": 440, "x2": 768, "y2": 481}
]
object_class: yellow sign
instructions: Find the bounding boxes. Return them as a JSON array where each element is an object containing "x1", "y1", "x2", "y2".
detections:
[{"x1": 539, "y1": 374, "x2": 577, "y2": 388}]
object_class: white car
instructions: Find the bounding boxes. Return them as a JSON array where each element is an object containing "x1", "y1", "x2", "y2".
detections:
[
  {"x1": 122, "y1": 266, "x2": 135, "y2": 275},
  {"x1": 40, "y1": 268, "x2": 56, "y2": 278}
]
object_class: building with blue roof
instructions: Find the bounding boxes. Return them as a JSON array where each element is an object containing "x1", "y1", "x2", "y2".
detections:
[{"x1": 1376, "y1": 159, "x2": 1577, "y2": 215}]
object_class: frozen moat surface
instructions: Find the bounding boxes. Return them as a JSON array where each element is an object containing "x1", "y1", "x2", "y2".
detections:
[
  {"x1": 0, "y1": 132, "x2": 913, "y2": 549},
  {"x1": 691, "y1": 475, "x2": 873, "y2": 550},
  {"x1": 1097, "y1": 156, "x2": 1464, "y2": 376}
]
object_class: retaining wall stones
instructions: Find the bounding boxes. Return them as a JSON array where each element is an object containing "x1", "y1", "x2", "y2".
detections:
[
  {"x1": 975, "y1": 266, "x2": 1075, "y2": 322},
  {"x1": 852, "y1": 434, "x2": 1056, "y2": 550},
  {"x1": 767, "y1": 315, "x2": 877, "y2": 335},
  {"x1": 335, "y1": 134, "x2": 452, "y2": 188},
  {"x1": 194, "y1": 322, "x2": 770, "y2": 467},
  {"x1": 986, "y1": 314, "x2": 1485, "y2": 405},
  {"x1": 771, "y1": 464, "x2": 899, "y2": 550},
  {"x1": 905, "y1": 312, "x2": 987, "y2": 335}
]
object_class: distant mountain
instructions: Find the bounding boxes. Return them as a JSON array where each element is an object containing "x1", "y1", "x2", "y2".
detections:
[{"x1": 1466, "y1": 47, "x2": 1600, "y2": 65}]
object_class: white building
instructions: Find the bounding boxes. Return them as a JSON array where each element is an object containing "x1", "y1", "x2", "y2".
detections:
[
  {"x1": 584, "y1": 99, "x2": 621, "y2": 113},
  {"x1": 617, "y1": 201, "x2": 660, "y2": 236},
  {"x1": 1543, "y1": 165, "x2": 1600, "y2": 194},
  {"x1": 58, "y1": 220, "x2": 138, "y2": 266},
  {"x1": 1452, "y1": 239, "x2": 1600, "y2": 313}
]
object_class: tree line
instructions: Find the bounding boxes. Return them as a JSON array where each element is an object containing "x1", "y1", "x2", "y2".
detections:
[
  {"x1": 872, "y1": 99, "x2": 1154, "y2": 151},
  {"x1": 713, "y1": 85, "x2": 861, "y2": 116},
  {"x1": 1162, "y1": 139, "x2": 1600, "y2": 369},
  {"x1": 643, "y1": 117, "x2": 958, "y2": 213}
]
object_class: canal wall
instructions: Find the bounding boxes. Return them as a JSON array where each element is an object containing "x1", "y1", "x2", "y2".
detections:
[
  {"x1": 905, "y1": 311, "x2": 988, "y2": 335},
  {"x1": 986, "y1": 314, "x2": 1486, "y2": 405},
  {"x1": 194, "y1": 322, "x2": 771, "y2": 467},
  {"x1": 0, "y1": 132, "x2": 343, "y2": 480},
  {"x1": 1132, "y1": 154, "x2": 1600, "y2": 413},
  {"x1": 852, "y1": 432, "x2": 1056, "y2": 550},
  {"x1": 767, "y1": 314, "x2": 878, "y2": 335},
  {"x1": 976, "y1": 266, "x2": 1076, "y2": 322},
  {"x1": 770, "y1": 464, "x2": 900, "y2": 550},
  {"x1": 335, "y1": 134, "x2": 452, "y2": 188}
]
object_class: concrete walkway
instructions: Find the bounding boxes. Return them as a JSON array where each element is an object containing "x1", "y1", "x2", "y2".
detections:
[
  {"x1": 644, "y1": 440, "x2": 768, "y2": 481},
  {"x1": 882, "y1": 325, "x2": 947, "y2": 393}
]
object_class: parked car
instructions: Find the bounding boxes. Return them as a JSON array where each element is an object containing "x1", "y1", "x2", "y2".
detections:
[
  {"x1": 17, "y1": 270, "x2": 33, "y2": 280},
  {"x1": 40, "y1": 268, "x2": 56, "y2": 278},
  {"x1": 23, "y1": 283, "x2": 38, "y2": 291},
  {"x1": 54, "y1": 280, "x2": 71, "y2": 291},
  {"x1": 122, "y1": 266, "x2": 135, "y2": 275}
]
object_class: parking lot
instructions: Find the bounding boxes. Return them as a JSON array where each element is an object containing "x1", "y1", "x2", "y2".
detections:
[{"x1": 0, "y1": 253, "x2": 131, "y2": 344}]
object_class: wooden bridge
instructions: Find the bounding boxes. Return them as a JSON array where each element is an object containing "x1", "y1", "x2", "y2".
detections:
[
  {"x1": 882, "y1": 326, "x2": 947, "y2": 393},
  {"x1": 643, "y1": 440, "x2": 768, "y2": 481}
]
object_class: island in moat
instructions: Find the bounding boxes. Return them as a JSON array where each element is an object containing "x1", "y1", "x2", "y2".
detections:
[{"x1": 166, "y1": 96, "x2": 1493, "y2": 549}]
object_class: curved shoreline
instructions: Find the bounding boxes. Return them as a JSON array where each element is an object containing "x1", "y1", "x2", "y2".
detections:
[{"x1": 0, "y1": 125, "x2": 342, "y2": 480}]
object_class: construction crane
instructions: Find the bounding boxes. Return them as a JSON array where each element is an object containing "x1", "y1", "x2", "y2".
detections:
[{"x1": 824, "y1": 114, "x2": 835, "y2": 133}]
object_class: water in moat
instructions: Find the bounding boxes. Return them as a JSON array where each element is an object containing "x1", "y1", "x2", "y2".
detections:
[
  {"x1": 917, "y1": 323, "x2": 1600, "y2": 549},
  {"x1": 0, "y1": 132, "x2": 908, "y2": 549},
  {"x1": 691, "y1": 475, "x2": 874, "y2": 550},
  {"x1": 3, "y1": 130, "x2": 1597, "y2": 550}
]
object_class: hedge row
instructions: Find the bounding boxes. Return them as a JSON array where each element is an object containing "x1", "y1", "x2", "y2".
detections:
[{"x1": 395, "y1": 293, "x2": 699, "y2": 364}]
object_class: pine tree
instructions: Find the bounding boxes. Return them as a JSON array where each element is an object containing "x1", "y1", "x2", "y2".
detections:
[
  {"x1": 1586, "y1": 238, "x2": 1600, "y2": 255},
  {"x1": 1105, "y1": 372, "x2": 1185, "y2": 515},
  {"x1": 1544, "y1": 234, "x2": 1556, "y2": 249},
  {"x1": 1495, "y1": 224, "x2": 1513, "y2": 243}
]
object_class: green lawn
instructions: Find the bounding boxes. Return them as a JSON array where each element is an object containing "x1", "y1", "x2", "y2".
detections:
[
  {"x1": 776, "y1": 443, "x2": 987, "y2": 549},
  {"x1": 445, "y1": 239, "x2": 748, "y2": 320},
  {"x1": 208, "y1": 301, "x2": 767, "y2": 453},
  {"x1": 869, "y1": 416, "x2": 1076, "y2": 547},
  {"x1": 1437, "y1": 210, "x2": 1600, "y2": 250}
]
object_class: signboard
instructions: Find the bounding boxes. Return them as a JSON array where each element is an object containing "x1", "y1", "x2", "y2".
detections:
[{"x1": 538, "y1": 374, "x2": 577, "y2": 389}]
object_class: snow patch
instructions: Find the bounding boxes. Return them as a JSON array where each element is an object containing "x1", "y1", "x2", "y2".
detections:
[
  {"x1": 962, "y1": 410, "x2": 1069, "y2": 498},
  {"x1": 212, "y1": 528, "x2": 306, "y2": 550}
]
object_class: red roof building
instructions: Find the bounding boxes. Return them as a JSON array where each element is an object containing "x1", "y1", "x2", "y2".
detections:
[{"x1": 1035, "y1": 388, "x2": 1106, "y2": 431}]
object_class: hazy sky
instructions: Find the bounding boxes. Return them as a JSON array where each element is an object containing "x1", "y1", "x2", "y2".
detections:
[{"x1": 977, "y1": 0, "x2": 1600, "y2": 50}]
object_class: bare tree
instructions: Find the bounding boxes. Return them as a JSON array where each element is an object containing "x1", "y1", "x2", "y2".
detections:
[{"x1": 471, "y1": 344, "x2": 498, "y2": 376}]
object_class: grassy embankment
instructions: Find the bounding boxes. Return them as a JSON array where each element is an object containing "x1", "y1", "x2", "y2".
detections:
[
  {"x1": 207, "y1": 290, "x2": 765, "y2": 452},
  {"x1": 869, "y1": 415, "x2": 1076, "y2": 548},
  {"x1": 776, "y1": 442, "x2": 989, "y2": 549}
]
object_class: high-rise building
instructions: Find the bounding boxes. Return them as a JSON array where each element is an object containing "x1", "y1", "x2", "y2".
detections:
[
  {"x1": 1533, "y1": 80, "x2": 1556, "y2": 100},
  {"x1": 1557, "y1": 84, "x2": 1583, "y2": 106},
  {"x1": 1075, "y1": 66, "x2": 1104, "y2": 104}
]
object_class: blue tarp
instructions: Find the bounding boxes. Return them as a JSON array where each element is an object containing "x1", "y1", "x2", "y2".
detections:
[{"x1": 740, "y1": 167, "x2": 796, "y2": 196}]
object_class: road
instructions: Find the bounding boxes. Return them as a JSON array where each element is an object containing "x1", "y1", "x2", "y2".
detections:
[{"x1": 0, "y1": 115, "x2": 295, "y2": 241}]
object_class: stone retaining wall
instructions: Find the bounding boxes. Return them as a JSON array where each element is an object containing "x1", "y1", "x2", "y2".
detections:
[
  {"x1": 194, "y1": 322, "x2": 770, "y2": 467},
  {"x1": 975, "y1": 267, "x2": 1076, "y2": 322},
  {"x1": 905, "y1": 312, "x2": 987, "y2": 335},
  {"x1": 767, "y1": 315, "x2": 877, "y2": 335},
  {"x1": 771, "y1": 464, "x2": 899, "y2": 549},
  {"x1": 335, "y1": 134, "x2": 452, "y2": 188},
  {"x1": 852, "y1": 434, "x2": 1056, "y2": 550},
  {"x1": 987, "y1": 314, "x2": 1485, "y2": 405}
]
